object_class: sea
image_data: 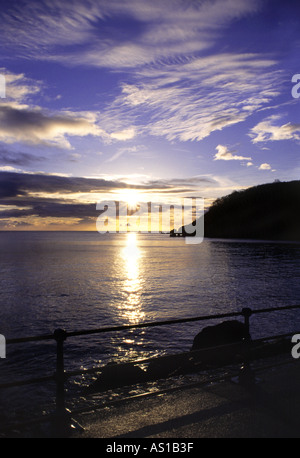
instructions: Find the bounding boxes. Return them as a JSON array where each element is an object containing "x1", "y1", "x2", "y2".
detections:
[{"x1": 0, "y1": 231, "x2": 299, "y2": 430}]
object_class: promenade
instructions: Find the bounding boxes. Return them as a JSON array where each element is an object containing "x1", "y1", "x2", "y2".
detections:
[{"x1": 72, "y1": 355, "x2": 300, "y2": 438}]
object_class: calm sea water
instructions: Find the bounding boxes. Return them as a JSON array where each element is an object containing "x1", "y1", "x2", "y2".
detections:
[{"x1": 0, "y1": 231, "x2": 300, "y2": 427}]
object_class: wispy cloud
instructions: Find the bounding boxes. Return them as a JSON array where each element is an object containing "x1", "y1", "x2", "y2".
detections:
[
  {"x1": 110, "y1": 127, "x2": 136, "y2": 141},
  {"x1": 0, "y1": 0, "x2": 282, "y2": 146},
  {"x1": 0, "y1": 0, "x2": 261, "y2": 67},
  {"x1": 105, "y1": 145, "x2": 145, "y2": 163},
  {"x1": 0, "y1": 68, "x2": 42, "y2": 103},
  {"x1": 107, "y1": 51, "x2": 280, "y2": 143}
]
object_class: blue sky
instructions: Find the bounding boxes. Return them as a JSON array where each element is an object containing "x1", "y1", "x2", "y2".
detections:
[{"x1": 0, "y1": 0, "x2": 299, "y2": 230}]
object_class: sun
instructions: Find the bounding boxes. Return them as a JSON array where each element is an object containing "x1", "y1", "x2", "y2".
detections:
[{"x1": 121, "y1": 189, "x2": 140, "y2": 209}]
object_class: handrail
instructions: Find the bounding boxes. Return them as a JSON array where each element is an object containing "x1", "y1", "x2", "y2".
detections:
[
  {"x1": 0, "y1": 329, "x2": 297, "y2": 390},
  {"x1": 6, "y1": 303, "x2": 300, "y2": 344},
  {"x1": 1, "y1": 303, "x2": 300, "y2": 436}
]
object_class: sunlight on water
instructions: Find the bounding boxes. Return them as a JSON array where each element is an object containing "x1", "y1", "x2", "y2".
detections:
[{"x1": 120, "y1": 232, "x2": 145, "y2": 324}]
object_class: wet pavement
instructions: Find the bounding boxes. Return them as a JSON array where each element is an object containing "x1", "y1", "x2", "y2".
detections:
[{"x1": 71, "y1": 355, "x2": 300, "y2": 438}]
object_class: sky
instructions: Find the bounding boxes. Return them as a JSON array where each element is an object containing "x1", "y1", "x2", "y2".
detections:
[{"x1": 0, "y1": 0, "x2": 300, "y2": 230}]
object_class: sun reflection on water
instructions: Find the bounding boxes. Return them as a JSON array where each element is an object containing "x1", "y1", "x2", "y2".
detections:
[{"x1": 120, "y1": 232, "x2": 145, "y2": 324}]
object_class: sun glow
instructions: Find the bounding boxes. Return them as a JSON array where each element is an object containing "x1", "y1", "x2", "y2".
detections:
[{"x1": 120, "y1": 189, "x2": 140, "y2": 209}]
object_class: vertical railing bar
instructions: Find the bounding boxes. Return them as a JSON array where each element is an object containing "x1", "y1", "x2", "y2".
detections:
[
  {"x1": 53, "y1": 328, "x2": 68, "y2": 436},
  {"x1": 237, "y1": 307, "x2": 256, "y2": 386},
  {"x1": 54, "y1": 329, "x2": 67, "y2": 418}
]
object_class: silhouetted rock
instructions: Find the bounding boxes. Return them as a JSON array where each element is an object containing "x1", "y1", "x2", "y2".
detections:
[
  {"x1": 147, "y1": 353, "x2": 195, "y2": 380},
  {"x1": 87, "y1": 363, "x2": 147, "y2": 392},
  {"x1": 191, "y1": 320, "x2": 251, "y2": 351}
]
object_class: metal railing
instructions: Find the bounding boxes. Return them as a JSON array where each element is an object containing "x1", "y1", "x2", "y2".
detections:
[{"x1": 1, "y1": 304, "x2": 300, "y2": 436}]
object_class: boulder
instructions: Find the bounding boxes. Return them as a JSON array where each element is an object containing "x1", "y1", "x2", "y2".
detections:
[
  {"x1": 87, "y1": 362, "x2": 147, "y2": 392},
  {"x1": 191, "y1": 320, "x2": 251, "y2": 351},
  {"x1": 147, "y1": 353, "x2": 195, "y2": 381}
]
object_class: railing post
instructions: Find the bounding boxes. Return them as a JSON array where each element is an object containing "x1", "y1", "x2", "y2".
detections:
[
  {"x1": 238, "y1": 308, "x2": 256, "y2": 387},
  {"x1": 54, "y1": 329, "x2": 67, "y2": 416},
  {"x1": 52, "y1": 328, "x2": 84, "y2": 437},
  {"x1": 53, "y1": 328, "x2": 68, "y2": 436},
  {"x1": 242, "y1": 307, "x2": 252, "y2": 339}
]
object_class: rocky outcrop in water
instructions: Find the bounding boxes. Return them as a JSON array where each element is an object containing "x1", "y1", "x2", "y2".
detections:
[
  {"x1": 84, "y1": 320, "x2": 292, "y2": 393},
  {"x1": 87, "y1": 362, "x2": 147, "y2": 392},
  {"x1": 191, "y1": 320, "x2": 251, "y2": 351}
]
